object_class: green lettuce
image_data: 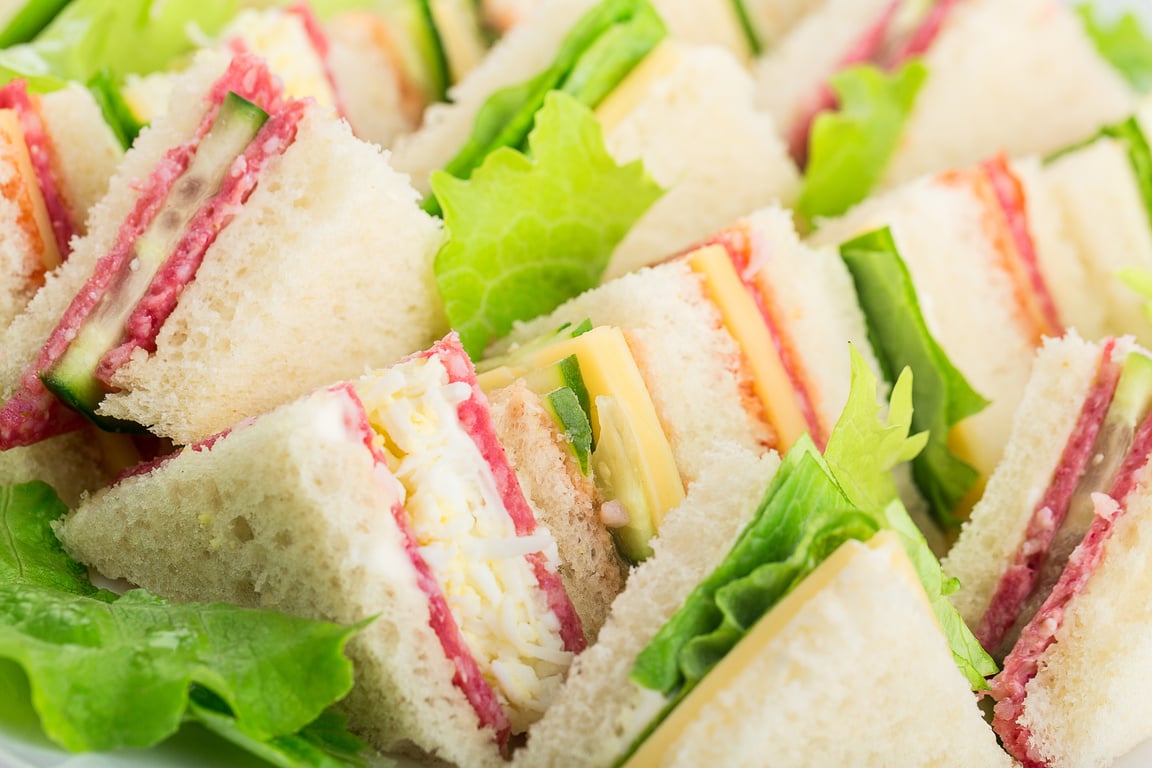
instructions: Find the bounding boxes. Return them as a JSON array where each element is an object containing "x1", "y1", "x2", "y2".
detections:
[
  {"x1": 798, "y1": 61, "x2": 927, "y2": 222},
  {"x1": 431, "y1": 90, "x2": 663, "y2": 357},
  {"x1": 0, "y1": 481, "x2": 366, "y2": 766},
  {"x1": 1077, "y1": 4, "x2": 1152, "y2": 94},
  {"x1": 426, "y1": 0, "x2": 665, "y2": 214},
  {"x1": 0, "y1": 0, "x2": 71, "y2": 49},
  {"x1": 840, "y1": 227, "x2": 988, "y2": 528},
  {"x1": 1119, "y1": 266, "x2": 1152, "y2": 325},
  {"x1": 625, "y1": 346, "x2": 995, "y2": 756}
]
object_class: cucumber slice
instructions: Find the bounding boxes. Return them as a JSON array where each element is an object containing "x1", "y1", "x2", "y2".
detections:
[
  {"x1": 87, "y1": 69, "x2": 145, "y2": 150},
  {"x1": 42, "y1": 92, "x2": 269, "y2": 429},
  {"x1": 375, "y1": 0, "x2": 451, "y2": 104},
  {"x1": 476, "y1": 318, "x2": 592, "y2": 374},
  {"x1": 428, "y1": 0, "x2": 489, "y2": 83},
  {"x1": 593, "y1": 394, "x2": 657, "y2": 562},
  {"x1": 542, "y1": 386, "x2": 592, "y2": 475},
  {"x1": 0, "y1": 0, "x2": 70, "y2": 48}
]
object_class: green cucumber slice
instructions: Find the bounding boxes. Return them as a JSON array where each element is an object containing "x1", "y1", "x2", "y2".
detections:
[
  {"x1": 42, "y1": 92, "x2": 269, "y2": 429},
  {"x1": 542, "y1": 386, "x2": 593, "y2": 475},
  {"x1": 593, "y1": 394, "x2": 658, "y2": 562}
]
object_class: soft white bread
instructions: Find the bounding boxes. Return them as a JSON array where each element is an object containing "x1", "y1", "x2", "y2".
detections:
[
  {"x1": 487, "y1": 379, "x2": 626, "y2": 644},
  {"x1": 0, "y1": 51, "x2": 447, "y2": 444},
  {"x1": 739, "y1": 0, "x2": 825, "y2": 49},
  {"x1": 496, "y1": 261, "x2": 771, "y2": 485},
  {"x1": 735, "y1": 206, "x2": 881, "y2": 440},
  {"x1": 55, "y1": 387, "x2": 505, "y2": 768},
  {"x1": 38, "y1": 84, "x2": 123, "y2": 230},
  {"x1": 598, "y1": 43, "x2": 798, "y2": 278},
  {"x1": 811, "y1": 172, "x2": 1050, "y2": 481},
  {"x1": 942, "y1": 332, "x2": 1106, "y2": 637},
  {"x1": 1013, "y1": 463, "x2": 1152, "y2": 768},
  {"x1": 513, "y1": 443, "x2": 780, "y2": 768},
  {"x1": 1043, "y1": 135, "x2": 1152, "y2": 345},
  {"x1": 620, "y1": 535, "x2": 1014, "y2": 768},
  {"x1": 0, "y1": 430, "x2": 112, "y2": 508},
  {"x1": 881, "y1": 0, "x2": 1132, "y2": 187},
  {"x1": 325, "y1": 12, "x2": 423, "y2": 148}
]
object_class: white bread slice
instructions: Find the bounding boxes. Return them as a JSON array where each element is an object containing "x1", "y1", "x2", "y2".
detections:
[
  {"x1": 881, "y1": 0, "x2": 1132, "y2": 187},
  {"x1": 1015, "y1": 462, "x2": 1152, "y2": 768},
  {"x1": 619, "y1": 535, "x2": 1013, "y2": 768},
  {"x1": 0, "y1": 51, "x2": 446, "y2": 444},
  {"x1": 37, "y1": 84, "x2": 123, "y2": 231},
  {"x1": 56, "y1": 387, "x2": 507, "y2": 768},
  {"x1": 739, "y1": 0, "x2": 824, "y2": 49},
  {"x1": 512, "y1": 443, "x2": 780, "y2": 768},
  {"x1": 495, "y1": 261, "x2": 771, "y2": 485},
  {"x1": 942, "y1": 331, "x2": 1106, "y2": 633},
  {"x1": 325, "y1": 12, "x2": 423, "y2": 148},
  {"x1": 598, "y1": 43, "x2": 798, "y2": 278},
  {"x1": 811, "y1": 172, "x2": 1054, "y2": 481},
  {"x1": 487, "y1": 379, "x2": 625, "y2": 644},
  {"x1": 1043, "y1": 135, "x2": 1152, "y2": 345},
  {"x1": 0, "y1": 430, "x2": 112, "y2": 508}
]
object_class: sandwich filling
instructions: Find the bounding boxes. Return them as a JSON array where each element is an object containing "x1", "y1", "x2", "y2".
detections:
[
  {"x1": 0, "y1": 55, "x2": 299, "y2": 447},
  {"x1": 0, "y1": 78, "x2": 74, "y2": 259},
  {"x1": 356, "y1": 338, "x2": 585, "y2": 744},
  {"x1": 789, "y1": 0, "x2": 962, "y2": 165},
  {"x1": 988, "y1": 340, "x2": 1152, "y2": 766},
  {"x1": 690, "y1": 227, "x2": 824, "y2": 450},
  {"x1": 939, "y1": 154, "x2": 1061, "y2": 344}
]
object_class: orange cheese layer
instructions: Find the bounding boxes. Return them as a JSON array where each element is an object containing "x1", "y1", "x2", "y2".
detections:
[{"x1": 0, "y1": 108, "x2": 60, "y2": 273}]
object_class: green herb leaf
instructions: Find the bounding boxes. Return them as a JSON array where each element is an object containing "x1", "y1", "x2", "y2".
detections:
[
  {"x1": 427, "y1": 0, "x2": 665, "y2": 215},
  {"x1": 799, "y1": 61, "x2": 927, "y2": 221},
  {"x1": 1077, "y1": 5, "x2": 1152, "y2": 94},
  {"x1": 839, "y1": 227, "x2": 988, "y2": 527},
  {"x1": 0, "y1": 481, "x2": 361, "y2": 761},
  {"x1": 431, "y1": 90, "x2": 663, "y2": 357}
]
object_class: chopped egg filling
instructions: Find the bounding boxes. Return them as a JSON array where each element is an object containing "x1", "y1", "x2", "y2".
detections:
[
  {"x1": 356, "y1": 356, "x2": 573, "y2": 733},
  {"x1": 225, "y1": 10, "x2": 337, "y2": 110}
]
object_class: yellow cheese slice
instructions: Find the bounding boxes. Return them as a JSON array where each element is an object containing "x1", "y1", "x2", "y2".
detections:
[
  {"x1": 686, "y1": 244, "x2": 810, "y2": 451},
  {"x1": 0, "y1": 108, "x2": 61, "y2": 270},
  {"x1": 594, "y1": 41, "x2": 679, "y2": 136},
  {"x1": 624, "y1": 532, "x2": 922, "y2": 767},
  {"x1": 478, "y1": 326, "x2": 684, "y2": 528}
]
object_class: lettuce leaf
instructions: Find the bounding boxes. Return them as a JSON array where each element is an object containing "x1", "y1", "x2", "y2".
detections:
[
  {"x1": 824, "y1": 349, "x2": 996, "y2": 689},
  {"x1": 798, "y1": 61, "x2": 927, "y2": 222},
  {"x1": 426, "y1": 0, "x2": 665, "y2": 215},
  {"x1": 840, "y1": 227, "x2": 988, "y2": 528},
  {"x1": 431, "y1": 90, "x2": 663, "y2": 357},
  {"x1": 1077, "y1": 4, "x2": 1152, "y2": 94},
  {"x1": 0, "y1": 0, "x2": 71, "y2": 48},
  {"x1": 0, "y1": 481, "x2": 363, "y2": 765}
]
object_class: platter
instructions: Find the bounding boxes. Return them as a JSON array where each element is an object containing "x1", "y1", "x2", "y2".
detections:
[{"x1": 3, "y1": 0, "x2": 1152, "y2": 767}]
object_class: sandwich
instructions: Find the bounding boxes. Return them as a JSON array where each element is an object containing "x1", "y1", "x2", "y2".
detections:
[
  {"x1": 1042, "y1": 114, "x2": 1152, "y2": 345},
  {"x1": 757, "y1": 0, "x2": 1134, "y2": 218},
  {"x1": 391, "y1": 0, "x2": 799, "y2": 277},
  {"x1": 515, "y1": 350, "x2": 1002, "y2": 768},
  {"x1": 0, "y1": 49, "x2": 446, "y2": 448},
  {"x1": 944, "y1": 332, "x2": 1152, "y2": 767},
  {"x1": 812, "y1": 151, "x2": 1102, "y2": 516},
  {"x1": 54, "y1": 333, "x2": 613, "y2": 767},
  {"x1": 473, "y1": 0, "x2": 822, "y2": 61}
]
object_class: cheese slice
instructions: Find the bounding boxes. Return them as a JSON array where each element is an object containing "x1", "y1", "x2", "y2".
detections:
[
  {"x1": 594, "y1": 41, "x2": 680, "y2": 136},
  {"x1": 624, "y1": 532, "x2": 923, "y2": 766},
  {"x1": 0, "y1": 108, "x2": 60, "y2": 270},
  {"x1": 686, "y1": 244, "x2": 809, "y2": 450},
  {"x1": 478, "y1": 326, "x2": 684, "y2": 528}
]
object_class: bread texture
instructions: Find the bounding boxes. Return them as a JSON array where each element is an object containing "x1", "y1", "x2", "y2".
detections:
[
  {"x1": 623, "y1": 536, "x2": 1013, "y2": 768},
  {"x1": 498, "y1": 261, "x2": 771, "y2": 485},
  {"x1": 812, "y1": 172, "x2": 1046, "y2": 480},
  {"x1": 599, "y1": 43, "x2": 798, "y2": 278},
  {"x1": 56, "y1": 388, "x2": 505, "y2": 768},
  {"x1": 0, "y1": 429, "x2": 112, "y2": 508},
  {"x1": 512, "y1": 444, "x2": 780, "y2": 768},
  {"x1": 487, "y1": 379, "x2": 626, "y2": 644},
  {"x1": 1018, "y1": 464, "x2": 1152, "y2": 768},
  {"x1": 942, "y1": 332, "x2": 1106, "y2": 636},
  {"x1": 1043, "y1": 136, "x2": 1152, "y2": 345}
]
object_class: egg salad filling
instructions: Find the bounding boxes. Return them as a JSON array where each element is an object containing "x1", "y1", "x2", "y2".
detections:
[{"x1": 356, "y1": 355, "x2": 573, "y2": 733}]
